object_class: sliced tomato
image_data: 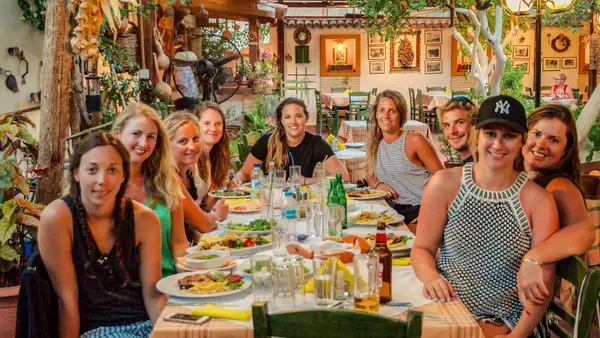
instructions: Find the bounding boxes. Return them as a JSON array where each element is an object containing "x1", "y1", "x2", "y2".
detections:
[
  {"x1": 243, "y1": 239, "x2": 255, "y2": 247},
  {"x1": 228, "y1": 276, "x2": 241, "y2": 283}
]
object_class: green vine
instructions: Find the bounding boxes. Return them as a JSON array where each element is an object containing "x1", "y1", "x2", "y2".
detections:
[{"x1": 18, "y1": 0, "x2": 46, "y2": 31}]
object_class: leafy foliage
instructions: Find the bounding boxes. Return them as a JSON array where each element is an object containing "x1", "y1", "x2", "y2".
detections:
[
  {"x1": 18, "y1": 0, "x2": 46, "y2": 31},
  {"x1": 438, "y1": 135, "x2": 462, "y2": 164}
]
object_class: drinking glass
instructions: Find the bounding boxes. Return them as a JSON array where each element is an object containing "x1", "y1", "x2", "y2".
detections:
[
  {"x1": 306, "y1": 200, "x2": 321, "y2": 239},
  {"x1": 273, "y1": 262, "x2": 296, "y2": 309},
  {"x1": 289, "y1": 165, "x2": 302, "y2": 187},
  {"x1": 283, "y1": 254, "x2": 305, "y2": 292},
  {"x1": 272, "y1": 220, "x2": 289, "y2": 257},
  {"x1": 312, "y1": 256, "x2": 337, "y2": 306},
  {"x1": 275, "y1": 169, "x2": 287, "y2": 186},
  {"x1": 326, "y1": 204, "x2": 343, "y2": 241},
  {"x1": 251, "y1": 255, "x2": 273, "y2": 302},
  {"x1": 353, "y1": 254, "x2": 380, "y2": 313}
]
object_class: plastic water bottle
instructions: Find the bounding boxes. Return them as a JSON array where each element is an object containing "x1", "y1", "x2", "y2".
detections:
[
  {"x1": 281, "y1": 191, "x2": 298, "y2": 242},
  {"x1": 251, "y1": 164, "x2": 264, "y2": 200}
]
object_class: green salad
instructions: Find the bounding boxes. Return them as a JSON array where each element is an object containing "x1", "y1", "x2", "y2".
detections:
[
  {"x1": 192, "y1": 254, "x2": 220, "y2": 260},
  {"x1": 225, "y1": 219, "x2": 274, "y2": 232}
]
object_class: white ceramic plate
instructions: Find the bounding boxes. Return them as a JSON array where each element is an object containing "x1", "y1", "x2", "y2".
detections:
[
  {"x1": 175, "y1": 259, "x2": 237, "y2": 273},
  {"x1": 220, "y1": 219, "x2": 273, "y2": 236},
  {"x1": 347, "y1": 210, "x2": 404, "y2": 226},
  {"x1": 186, "y1": 243, "x2": 273, "y2": 256},
  {"x1": 208, "y1": 188, "x2": 252, "y2": 199},
  {"x1": 344, "y1": 142, "x2": 365, "y2": 149},
  {"x1": 343, "y1": 229, "x2": 415, "y2": 252},
  {"x1": 346, "y1": 189, "x2": 387, "y2": 200},
  {"x1": 228, "y1": 204, "x2": 261, "y2": 213},
  {"x1": 156, "y1": 271, "x2": 252, "y2": 298}
]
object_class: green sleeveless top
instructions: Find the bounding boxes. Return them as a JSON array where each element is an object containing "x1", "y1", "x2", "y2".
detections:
[{"x1": 144, "y1": 198, "x2": 177, "y2": 277}]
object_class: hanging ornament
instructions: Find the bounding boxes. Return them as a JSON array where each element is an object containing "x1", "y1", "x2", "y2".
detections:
[
  {"x1": 233, "y1": 22, "x2": 240, "y2": 31},
  {"x1": 223, "y1": 20, "x2": 232, "y2": 39}
]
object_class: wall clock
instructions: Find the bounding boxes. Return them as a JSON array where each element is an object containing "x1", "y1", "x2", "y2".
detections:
[{"x1": 294, "y1": 27, "x2": 311, "y2": 46}]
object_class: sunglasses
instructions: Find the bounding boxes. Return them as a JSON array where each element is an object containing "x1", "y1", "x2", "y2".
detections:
[{"x1": 451, "y1": 96, "x2": 475, "y2": 105}]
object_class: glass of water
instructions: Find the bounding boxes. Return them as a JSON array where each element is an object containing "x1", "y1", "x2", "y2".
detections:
[
  {"x1": 289, "y1": 165, "x2": 302, "y2": 187},
  {"x1": 326, "y1": 204, "x2": 343, "y2": 241},
  {"x1": 275, "y1": 169, "x2": 287, "y2": 186},
  {"x1": 284, "y1": 254, "x2": 305, "y2": 292},
  {"x1": 273, "y1": 262, "x2": 296, "y2": 309},
  {"x1": 272, "y1": 220, "x2": 289, "y2": 257},
  {"x1": 306, "y1": 200, "x2": 323, "y2": 239},
  {"x1": 251, "y1": 255, "x2": 273, "y2": 302},
  {"x1": 312, "y1": 256, "x2": 337, "y2": 306}
]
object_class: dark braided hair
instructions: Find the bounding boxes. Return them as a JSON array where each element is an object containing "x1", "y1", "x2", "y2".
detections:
[{"x1": 69, "y1": 132, "x2": 132, "y2": 288}]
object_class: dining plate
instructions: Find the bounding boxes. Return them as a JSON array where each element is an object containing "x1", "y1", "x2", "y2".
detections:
[
  {"x1": 220, "y1": 218, "x2": 273, "y2": 236},
  {"x1": 346, "y1": 189, "x2": 387, "y2": 200},
  {"x1": 208, "y1": 188, "x2": 252, "y2": 199},
  {"x1": 156, "y1": 271, "x2": 252, "y2": 298},
  {"x1": 175, "y1": 258, "x2": 237, "y2": 273},
  {"x1": 347, "y1": 209, "x2": 404, "y2": 226},
  {"x1": 229, "y1": 202, "x2": 261, "y2": 213},
  {"x1": 186, "y1": 243, "x2": 273, "y2": 256},
  {"x1": 344, "y1": 142, "x2": 365, "y2": 149},
  {"x1": 344, "y1": 229, "x2": 415, "y2": 252}
]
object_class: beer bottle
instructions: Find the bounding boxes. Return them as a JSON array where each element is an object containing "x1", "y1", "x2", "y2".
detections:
[
  {"x1": 335, "y1": 174, "x2": 348, "y2": 229},
  {"x1": 327, "y1": 178, "x2": 338, "y2": 206},
  {"x1": 372, "y1": 221, "x2": 392, "y2": 303}
]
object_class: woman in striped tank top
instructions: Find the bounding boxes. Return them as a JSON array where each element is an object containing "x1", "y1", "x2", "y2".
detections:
[
  {"x1": 412, "y1": 96, "x2": 559, "y2": 337},
  {"x1": 365, "y1": 90, "x2": 443, "y2": 228}
]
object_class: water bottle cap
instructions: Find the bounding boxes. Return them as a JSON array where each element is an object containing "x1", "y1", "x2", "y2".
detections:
[
  {"x1": 254, "y1": 164, "x2": 260, "y2": 168},
  {"x1": 284, "y1": 191, "x2": 293, "y2": 197}
]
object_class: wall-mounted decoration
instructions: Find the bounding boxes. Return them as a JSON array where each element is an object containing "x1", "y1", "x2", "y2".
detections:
[
  {"x1": 368, "y1": 46, "x2": 386, "y2": 60},
  {"x1": 295, "y1": 45, "x2": 310, "y2": 63},
  {"x1": 294, "y1": 26, "x2": 312, "y2": 46},
  {"x1": 562, "y1": 57, "x2": 577, "y2": 69},
  {"x1": 425, "y1": 45, "x2": 441, "y2": 60},
  {"x1": 551, "y1": 34, "x2": 571, "y2": 53},
  {"x1": 425, "y1": 31, "x2": 442, "y2": 44},
  {"x1": 512, "y1": 45, "x2": 530, "y2": 59},
  {"x1": 425, "y1": 60, "x2": 442, "y2": 74},
  {"x1": 390, "y1": 32, "x2": 421, "y2": 72},
  {"x1": 369, "y1": 61, "x2": 385, "y2": 74},
  {"x1": 368, "y1": 33, "x2": 385, "y2": 45},
  {"x1": 513, "y1": 60, "x2": 530, "y2": 74},
  {"x1": 543, "y1": 57, "x2": 560, "y2": 71},
  {"x1": 333, "y1": 47, "x2": 347, "y2": 64}
]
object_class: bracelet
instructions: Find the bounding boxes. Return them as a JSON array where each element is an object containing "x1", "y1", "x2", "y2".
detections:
[
  {"x1": 374, "y1": 181, "x2": 384, "y2": 189},
  {"x1": 522, "y1": 258, "x2": 543, "y2": 268}
]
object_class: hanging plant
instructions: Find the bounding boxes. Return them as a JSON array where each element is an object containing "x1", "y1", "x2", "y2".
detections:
[{"x1": 18, "y1": 0, "x2": 47, "y2": 31}]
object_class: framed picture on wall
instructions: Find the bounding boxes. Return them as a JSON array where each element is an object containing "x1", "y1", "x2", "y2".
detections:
[
  {"x1": 542, "y1": 57, "x2": 560, "y2": 71},
  {"x1": 368, "y1": 46, "x2": 386, "y2": 60},
  {"x1": 425, "y1": 60, "x2": 443, "y2": 74},
  {"x1": 512, "y1": 45, "x2": 530, "y2": 59},
  {"x1": 369, "y1": 61, "x2": 385, "y2": 74},
  {"x1": 513, "y1": 60, "x2": 530, "y2": 74},
  {"x1": 425, "y1": 31, "x2": 442, "y2": 44},
  {"x1": 562, "y1": 57, "x2": 577, "y2": 69},
  {"x1": 425, "y1": 45, "x2": 441, "y2": 59},
  {"x1": 368, "y1": 33, "x2": 385, "y2": 45},
  {"x1": 333, "y1": 47, "x2": 347, "y2": 64},
  {"x1": 390, "y1": 32, "x2": 421, "y2": 72}
]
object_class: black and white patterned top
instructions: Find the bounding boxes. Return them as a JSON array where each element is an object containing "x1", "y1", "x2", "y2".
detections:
[
  {"x1": 437, "y1": 162, "x2": 530, "y2": 329},
  {"x1": 375, "y1": 131, "x2": 431, "y2": 206}
]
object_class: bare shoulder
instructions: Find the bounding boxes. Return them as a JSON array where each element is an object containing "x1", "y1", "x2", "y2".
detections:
[
  {"x1": 41, "y1": 199, "x2": 73, "y2": 230},
  {"x1": 426, "y1": 167, "x2": 463, "y2": 193},
  {"x1": 520, "y1": 179, "x2": 554, "y2": 209},
  {"x1": 131, "y1": 200, "x2": 160, "y2": 228},
  {"x1": 405, "y1": 131, "x2": 428, "y2": 145},
  {"x1": 545, "y1": 177, "x2": 581, "y2": 197}
]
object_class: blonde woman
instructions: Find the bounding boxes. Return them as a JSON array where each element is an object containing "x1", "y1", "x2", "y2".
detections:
[
  {"x1": 113, "y1": 103, "x2": 187, "y2": 277},
  {"x1": 193, "y1": 101, "x2": 231, "y2": 197},
  {"x1": 552, "y1": 73, "x2": 574, "y2": 99},
  {"x1": 365, "y1": 90, "x2": 443, "y2": 225},
  {"x1": 164, "y1": 112, "x2": 228, "y2": 237},
  {"x1": 232, "y1": 97, "x2": 348, "y2": 185}
]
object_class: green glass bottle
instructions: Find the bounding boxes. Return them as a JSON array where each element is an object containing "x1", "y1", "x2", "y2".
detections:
[
  {"x1": 335, "y1": 174, "x2": 348, "y2": 229},
  {"x1": 327, "y1": 178, "x2": 339, "y2": 206}
]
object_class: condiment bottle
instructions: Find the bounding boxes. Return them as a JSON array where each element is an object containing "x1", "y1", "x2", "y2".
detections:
[{"x1": 371, "y1": 221, "x2": 392, "y2": 303}]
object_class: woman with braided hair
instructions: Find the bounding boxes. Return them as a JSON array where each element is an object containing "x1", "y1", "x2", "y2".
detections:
[{"x1": 39, "y1": 132, "x2": 165, "y2": 337}]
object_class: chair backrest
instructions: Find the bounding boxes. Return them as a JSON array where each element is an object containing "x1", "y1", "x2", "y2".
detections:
[
  {"x1": 451, "y1": 90, "x2": 470, "y2": 98},
  {"x1": 572, "y1": 88, "x2": 581, "y2": 104},
  {"x1": 426, "y1": 86, "x2": 446, "y2": 92},
  {"x1": 314, "y1": 89, "x2": 324, "y2": 136},
  {"x1": 229, "y1": 140, "x2": 240, "y2": 157},
  {"x1": 331, "y1": 87, "x2": 348, "y2": 93},
  {"x1": 408, "y1": 88, "x2": 416, "y2": 118},
  {"x1": 371, "y1": 88, "x2": 378, "y2": 97},
  {"x1": 252, "y1": 301, "x2": 423, "y2": 338},
  {"x1": 548, "y1": 255, "x2": 600, "y2": 338},
  {"x1": 416, "y1": 89, "x2": 425, "y2": 121},
  {"x1": 525, "y1": 87, "x2": 534, "y2": 96},
  {"x1": 327, "y1": 106, "x2": 339, "y2": 136},
  {"x1": 348, "y1": 92, "x2": 371, "y2": 120},
  {"x1": 244, "y1": 131, "x2": 262, "y2": 147}
]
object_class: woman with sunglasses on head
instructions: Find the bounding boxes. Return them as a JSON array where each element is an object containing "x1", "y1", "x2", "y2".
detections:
[
  {"x1": 231, "y1": 97, "x2": 349, "y2": 185},
  {"x1": 365, "y1": 90, "x2": 443, "y2": 226},
  {"x1": 164, "y1": 112, "x2": 228, "y2": 240},
  {"x1": 517, "y1": 104, "x2": 594, "y2": 314},
  {"x1": 437, "y1": 96, "x2": 478, "y2": 164},
  {"x1": 551, "y1": 73, "x2": 574, "y2": 99},
  {"x1": 412, "y1": 95, "x2": 559, "y2": 338},
  {"x1": 39, "y1": 132, "x2": 165, "y2": 338},
  {"x1": 113, "y1": 103, "x2": 187, "y2": 278}
]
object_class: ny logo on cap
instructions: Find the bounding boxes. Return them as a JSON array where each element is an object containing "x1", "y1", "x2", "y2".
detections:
[{"x1": 494, "y1": 100, "x2": 511, "y2": 115}]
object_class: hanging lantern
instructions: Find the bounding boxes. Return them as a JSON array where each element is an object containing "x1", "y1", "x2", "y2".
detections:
[
  {"x1": 223, "y1": 20, "x2": 232, "y2": 39},
  {"x1": 233, "y1": 22, "x2": 240, "y2": 31},
  {"x1": 85, "y1": 75, "x2": 102, "y2": 113}
]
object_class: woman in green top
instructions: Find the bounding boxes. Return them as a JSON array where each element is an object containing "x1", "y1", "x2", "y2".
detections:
[{"x1": 113, "y1": 103, "x2": 187, "y2": 276}]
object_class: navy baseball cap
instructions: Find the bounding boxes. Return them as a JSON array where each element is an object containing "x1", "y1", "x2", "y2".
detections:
[{"x1": 475, "y1": 95, "x2": 527, "y2": 134}]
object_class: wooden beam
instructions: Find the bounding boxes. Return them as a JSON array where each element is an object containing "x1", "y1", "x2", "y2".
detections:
[
  {"x1": 37, "y1": 0, "x2": 72, "y2": 204},
  {"x1": 141, "y1": 0, "x2": 156, "y2": 86},
  {"x1": 277, "y1": 0, "x2": 285, "y2": 80},
  {"x1": 249, "y1": 16, "x2": 260, "y2": 66}
]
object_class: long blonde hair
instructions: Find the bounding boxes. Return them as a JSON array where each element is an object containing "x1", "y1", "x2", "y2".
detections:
[
  {"x1": 266, "y1": 98, "x2": 309, "y2": 169},
  {"x1": 194, "y1": 101, "x2": 230, "y2": 188},
  {"x1": 164, "y1": 111, "x2": 200, "y2": 170},
  {"x1": 112, "y1": 103, "x2": 181, "y2": 209},
  {"x1": 366, "y1": 90, "x2": 408, "y2": 174}
]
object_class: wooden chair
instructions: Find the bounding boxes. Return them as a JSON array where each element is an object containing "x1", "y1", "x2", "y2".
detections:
[
  {"x1": 548, "y1": 255, "x2": 600, "y2": 338},
  {"x1": 243, "y1": 131, "x2": 261, "y2": 147},
  {"x1": 314, "y1": 89, "x2": 329, "y2": 136},
  {"x1": 572, "y1": 88, "x2": 583, "y2": 105},
  {"x1": 357, "y1": 108, "x2": 371, "y2": 130},
  {"x1": 252, "y1": 301, "x2": 423, "y2": 338},
  {"x1": 451, "y1": 90, "x2": 470, "y2": 98},
  {"x1": 408, "y1": 88, "x2": 418, "y2": 120},
  {"x1": 525, "y1": 87, "x2": 534, "y2": 96},
  {"x1": 426, "y1": 86, "x2": 446, "y2": 92},
  {"x1": 331, "y1": 87, "x2": 348, "y2": 93},
  {"x1": 371, "y1": 88, "x2": 378, "y2": 97},
  {"x1": 417, "y1": 88, "x2": 437, "y2": 133},
  {"x1": 326, "y1": 106, "x2": 340, "y2": 136},
  {"x1": 348, "y1": 91, "x2": 371, "y2": 121}
]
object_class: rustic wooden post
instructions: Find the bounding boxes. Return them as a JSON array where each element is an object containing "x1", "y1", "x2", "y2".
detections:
[
  {"x1": 248, "y1": 16, "x2": 260, "y2": 66},
  {"x1": 36, "y1": 0, "x2": 73, "y2": 204},
  {"x1": 141, "y1": 0, "x2": 156, "y2": 86},
  {"x1": 277, "y1": 0, "x2": 285, "y2": 80}
]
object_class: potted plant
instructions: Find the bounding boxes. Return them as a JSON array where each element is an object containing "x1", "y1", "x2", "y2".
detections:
[
  {"x1": 438, "y1": 135, "x2": 463, "y2": 168},
  {"x1": 0, "y1": 113, "x2": 43, "y2": 337},
  {"x1": 248, "y1": 54, "x2": 282, "y2": 96}
]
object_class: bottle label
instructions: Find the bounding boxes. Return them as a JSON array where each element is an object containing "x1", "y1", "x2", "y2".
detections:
[
  {"x1": 378, "y1": 263, "x2": 383, "y2": 288},
  {"x1": 375, "y1": 230, "x2": 387, "y2": 243},
  {"x1": 284, "y1": 209, "x2": 297, "y2": 219}
]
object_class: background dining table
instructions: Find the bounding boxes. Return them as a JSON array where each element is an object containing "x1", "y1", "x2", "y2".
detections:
[
  {"x1": 337, "y1": 119, "x2": 434, "y2": 144},
  {"x1": 321, "y1": 92, "x2": 376, "y2": 110},
  {"x1": 150, "y1": 198, "x2": 486, "y2": 338},
  {"x1": 422, "y1": 92, "x2": 451, "y2": 111}
]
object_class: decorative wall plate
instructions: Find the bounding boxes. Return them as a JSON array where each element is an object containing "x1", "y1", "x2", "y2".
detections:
[
  {"x1": 551, "y1": 34, "x2": 571, "y2": 53},
  {"x1": 294, "y1": 26, "x2": 311, "y2": 46}
]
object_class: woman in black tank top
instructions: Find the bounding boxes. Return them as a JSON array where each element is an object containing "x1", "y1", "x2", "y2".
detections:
[
  {"x1": 38, "y1": 132, "x2": 165, "y2": 337},
  {"x1": 517, "y1": 104, "x2": 595, "y2": 313}
]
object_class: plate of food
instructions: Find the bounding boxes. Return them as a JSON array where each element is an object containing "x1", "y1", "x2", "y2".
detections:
[
  {"x1": 187, "y1": 233, "x2": 273, "y2": 256},
  {"x1": 229, "y1": 201, "x2": 261, "y2": 213},
  {"x1": 348, "y1": 210, "x2": 404, "y2": 225},
  {"x1": 364, "y1": 231, "x2": 415, "y2": 251},
  {"x1": 175, "y1": 257, "x2": 236, "y2": 273},
  {"x1": 221, "y1": 218, "x2": 274, "y2": 235},
  {"x1": 346, "y1": 188, "x2": 387, "y2": 200},
  {"x1": 344, "y1": 142, "x2": 365, "y2": 149},
  {"x1": 156, "y1": 271, "x2": 251, "y2": 298},
  {"x1": 209, "y1": 188, "x2": 252, "y2": 199}
]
